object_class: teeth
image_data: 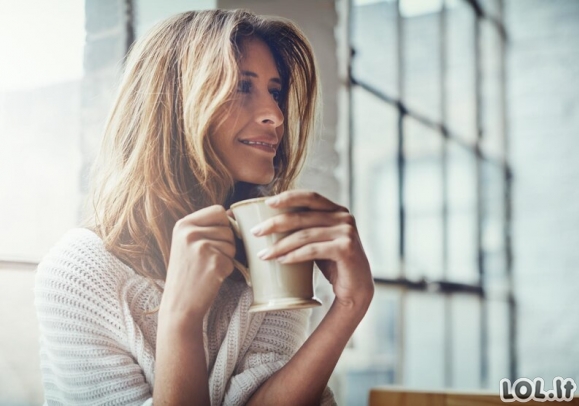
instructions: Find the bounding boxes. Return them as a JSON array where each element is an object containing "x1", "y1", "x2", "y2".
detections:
[{"x1": 241, "y1": 140, "x2": 274, "y2": 147}]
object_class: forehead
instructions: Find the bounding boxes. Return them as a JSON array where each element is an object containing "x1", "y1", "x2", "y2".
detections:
[{"x1": 238, "y1": 37, "x2": 280, "y2": 78}]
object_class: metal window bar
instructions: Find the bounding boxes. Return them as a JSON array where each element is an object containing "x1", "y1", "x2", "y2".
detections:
[
  {"x1": 348, "y1": 0, "x2": 513, "y2": 389},
  {"x1": 440, "y1": 1, "x2": 452, "y2": 388},
  {"x1": 125, "y1": 0, "x2": 135, "y2": 53},
  {"x1": 395, "y1": 1, "x2": 406, "y2": 385},
  {"x1": 496, "y1": 0, "x2": 517, "y2": 382},
  {"x1": 472, "y1": 3, "x2": 489, "y2": 388}
]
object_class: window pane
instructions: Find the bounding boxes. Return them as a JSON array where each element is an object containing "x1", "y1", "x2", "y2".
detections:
[
  {"x1": 405, "y1": 118, "x2": 443, "y2": 215},
  {"x1": 481, "y1": 20, "x2": 504, "y2": 160},
  {"x1": 0, "y1": 1, "x2": 84, "y2": 260},
  {"x1": 450, "y1": 293, "x2": 481, "y2": 388},
  {"x1": 404, "y1": 291, "x2": 445, "y2": 388},
  {"x1": 400, "y1": 0, "x2": 443, "y2": 18},
  {"x1": 446, "y1": 1, "x2": 476, "y2": 143},
  {"x1": 487, "y1": 299, "x2": 510, "y2": 390},
  {"x1": 483, "y1": 250, "x2": 508, "y2": 297},
  {"x1": 448, "y1": 211, "x2": 478, "y2": 283},
  {"x1": 351, "y1": 0, "x2": 399, "y2": 99},
  {"x1": 482, "y1": 161, "x2": 508, "y2": 296},
  {"x1": 352, "y1": 86, "x2": 400, "y2": 278},
  {"x1": 482, "y1": 161, "x2": 504, "y2": 251},
  {"x1": 403, "y1": 4, "x2": 441, "y2": 121},
  {"x1": 405, "y1": 119, "x2": 443, "y2": 280},
  {"x1": 479, "y1": 0, "x2": 502, "y2": 21},
  {"x1": 135, "y1": 0, "x2": 215, "y2": 37},
  {"x1": 447, "y1": 141, "x2": 478, "y2": 283}
]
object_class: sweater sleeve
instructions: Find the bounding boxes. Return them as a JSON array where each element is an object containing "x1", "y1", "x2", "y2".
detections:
[
  {"x1": 222, "y1": 309, "x2": 336, "y2": 406},
  {"x1": 34, "y1": 230, "x2": 153, "y2": 406}
]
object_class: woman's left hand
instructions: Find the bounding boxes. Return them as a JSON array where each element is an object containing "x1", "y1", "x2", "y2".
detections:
[{"x1": 253, "y1": 190, "x2": 374, "y2": 312}]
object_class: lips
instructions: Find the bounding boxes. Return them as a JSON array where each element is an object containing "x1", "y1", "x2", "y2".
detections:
[
  {"x1": 240, "y1": 140, "x2": 276, "y2": 148},
  {"x1": 239, "y1": 138, "x2": 278, "y2": 154}
]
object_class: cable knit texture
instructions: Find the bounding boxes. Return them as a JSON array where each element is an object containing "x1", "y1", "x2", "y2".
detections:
[{"x1": 35, "y1": 228, "x2": 336, "y2": 405}]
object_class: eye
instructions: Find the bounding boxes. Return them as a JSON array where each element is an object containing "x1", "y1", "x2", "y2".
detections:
[
  {"x1": 238, "y1": 80, "x2": 252, "y2": 93},
  {"x1": 270, "y1": 89, "x2": 282, "y2": 103}
]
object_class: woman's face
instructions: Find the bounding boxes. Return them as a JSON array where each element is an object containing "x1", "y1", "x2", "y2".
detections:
[{"x1": 211, "y1": 37, "x2": 285, "y2": 185}]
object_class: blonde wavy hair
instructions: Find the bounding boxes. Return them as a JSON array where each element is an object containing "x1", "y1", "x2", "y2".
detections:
[{"x1": 84, "y1": 9, "x2": 320, "y2": 280}]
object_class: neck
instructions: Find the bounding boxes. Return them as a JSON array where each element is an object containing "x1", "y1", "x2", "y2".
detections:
[{"x1": 224, "y1": 182, "x2": 264, "y2": 208}]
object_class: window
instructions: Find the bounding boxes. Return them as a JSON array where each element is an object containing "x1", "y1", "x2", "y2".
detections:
[
  {"x1": 0, "y1": 0, "x2": 85, "y2": 262},
  {"x1": 340, "y1": 0, "x2": 512, "y2": 399},
  {"x1": 0, "y1": 2, "x2": 85, "y2": 403}
]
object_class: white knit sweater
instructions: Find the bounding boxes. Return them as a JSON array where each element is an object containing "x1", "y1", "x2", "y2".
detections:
[{"x1": 34, "y1": 228, "x2": 335, "y2": 405}]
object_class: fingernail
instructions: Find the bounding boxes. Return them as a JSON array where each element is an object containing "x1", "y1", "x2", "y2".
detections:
[
  {"x1": 265, "y1": 196, "x2": 279, "y2": 206},
  {"x1": 250, "y1": 224, "x2": 262, "y2": 235},
  {"x1": 257, "y1": 248, "x2": 271, "y2": 259}
]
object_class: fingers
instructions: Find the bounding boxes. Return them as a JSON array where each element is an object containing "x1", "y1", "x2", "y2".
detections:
[
  {"x1": 258, "y1": 226, "x2": 334, "y2": 260},
  {"x1": 172, "y1": 205, "x2": 236, "y2": 259},
  {"x1": 259, "y1": 224, "x2": 356, "y2": 261},
  {"x1": 197, "y1": 239, "x2": 236, "y2": 263},
  {"x1": 176, "y1": 224, "x2": 232, "y2": 244},
  {"x1": 178, "y1": 205, "x2": 230, "y2": 227},
  {"x1": 265, "y1": 190, "x2": 347, "y2": 213},
  {"x1": 271, "y1": 240, "x2": 348, "y2": 265},
  {"x1": 250, "y1": 191, "x2": 358, "y2": 264},
  {"x1": 253, "y1": 210, "x2": 354, "y2": 236}
]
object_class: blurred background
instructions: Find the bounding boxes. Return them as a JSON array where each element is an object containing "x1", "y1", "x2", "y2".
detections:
[{"x1": 0, "y1": 0, "x2": 578, "y2": 405}]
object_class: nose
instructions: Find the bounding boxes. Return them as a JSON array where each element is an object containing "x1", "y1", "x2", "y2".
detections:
[{"x1": 255, "y1": 94, "x2": 284, "y2": 128}]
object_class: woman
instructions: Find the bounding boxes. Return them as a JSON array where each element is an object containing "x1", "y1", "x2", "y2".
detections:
[{"x1": 35, "y1": 9, "x2": 374, "y2": 405}]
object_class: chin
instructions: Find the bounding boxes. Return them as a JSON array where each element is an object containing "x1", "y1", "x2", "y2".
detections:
[
  {"x1": 245, "y1": 175, "x2": 275, "y2": 185},
  {"x1": 237, "y1": 170, "x2": 275, "y2": 185}
]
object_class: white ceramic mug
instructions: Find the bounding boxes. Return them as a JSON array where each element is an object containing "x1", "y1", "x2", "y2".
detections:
[{"x1": 229, "y1": 196, "x2": 322, "y2": 313}]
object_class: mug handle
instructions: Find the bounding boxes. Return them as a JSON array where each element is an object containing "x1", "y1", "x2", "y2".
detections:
[{"x1": 227, "y1": 216, "x2": 252, "y2": 287}]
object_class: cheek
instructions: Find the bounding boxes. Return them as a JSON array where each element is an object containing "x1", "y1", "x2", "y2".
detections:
[
  {"x1": 276, "y1": 125, "x2": 285, "y2": 139},
  {"x1": 212, "y1": 119, "x2": 237, "y2": 148}
]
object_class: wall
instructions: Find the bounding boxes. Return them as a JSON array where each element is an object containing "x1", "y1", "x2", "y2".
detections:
[{"x1": 507, "y1": 0, "x2": 579, "y2": 383}]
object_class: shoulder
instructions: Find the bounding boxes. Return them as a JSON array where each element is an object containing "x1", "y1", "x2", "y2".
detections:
[{"x1": 34, "y1": 228, "x2": 136, "y2": 313}]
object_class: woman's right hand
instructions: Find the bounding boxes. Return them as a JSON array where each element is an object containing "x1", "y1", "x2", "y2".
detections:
[
  {"x1": 155, "y1": 205, "x2": 233, "y2": 405},
  {"x1": 159, "y1": 205, "x2": 236, "y2": 327}
]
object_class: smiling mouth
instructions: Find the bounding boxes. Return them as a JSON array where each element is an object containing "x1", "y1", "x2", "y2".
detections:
[
  {"x1": 239, "y1": 139, "x2": 277, "y2": 154},
  {"x1": 239, "y1": 140, "x2": 276, "y2": 148}
]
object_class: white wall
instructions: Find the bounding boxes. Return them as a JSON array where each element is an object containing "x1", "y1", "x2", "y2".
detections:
[{"x1": 507, "y1": 0, "x2": 579, "y2": 383}]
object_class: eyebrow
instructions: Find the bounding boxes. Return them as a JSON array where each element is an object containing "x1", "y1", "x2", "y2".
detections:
[{"x1": 241, "y1": 70, "x2": 282, "y2": 85}]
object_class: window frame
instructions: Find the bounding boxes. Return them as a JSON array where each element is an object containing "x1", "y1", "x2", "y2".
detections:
[{"x1": 346, "y1": 0, "x2": 515, "y2": 388}]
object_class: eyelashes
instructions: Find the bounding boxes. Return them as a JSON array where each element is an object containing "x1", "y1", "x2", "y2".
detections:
[
  {"x1": 270, "y1": 89, "x2": 282, "y2": 103},
  {"x1": 238, "y1": 80, "x2": 252, "y2": 93},
  {"x1": 237, "y1": 80, "x2": 282, "y2": 104}
]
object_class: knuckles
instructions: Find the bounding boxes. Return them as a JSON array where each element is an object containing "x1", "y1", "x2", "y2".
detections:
[
  {"x1": 193, "y1": 239, "x2": 213, "y2": 254},
  {"x1": 339, "y1": 212, "x2": 357, "y2": 227},
  {"x1": 307, "y1": 190, "x2": 322, "y2": 201},
  {"x1": 341, "y1": 223, "x2": 358, "y2": 240},
  {"x1": 304, "y1": 244, "x2": 319, "y2": 258}
]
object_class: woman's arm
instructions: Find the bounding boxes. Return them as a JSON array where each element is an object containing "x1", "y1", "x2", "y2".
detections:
[
  {"x1": 247, "y1": 299, "x2": 369, "y2": 405},
  {"x1": 152, "y1": 205, "x2": 237, "y2": 405},
  {"x1": 154, "y1": 313, "x2": 209, "y2": 405},
  {"x1": 34, "y1": 229, "x2": 154, "y2": 406},
  {"x1": 246, "y1": 190, "x2": 374, "y2": 405}
]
